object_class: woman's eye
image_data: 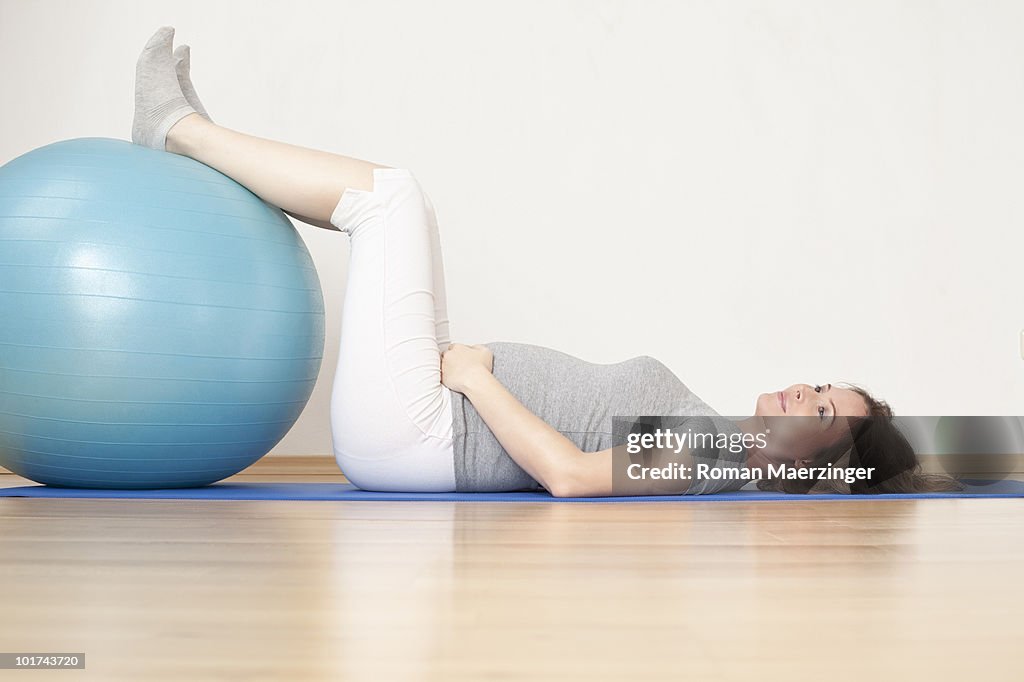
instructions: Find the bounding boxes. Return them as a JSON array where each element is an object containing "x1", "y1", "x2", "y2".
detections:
[{"x1": 814, "y1": 385, "x2": 822, "y2": 392}]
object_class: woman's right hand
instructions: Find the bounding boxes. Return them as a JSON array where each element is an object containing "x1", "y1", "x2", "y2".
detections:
[{"x1": 440, "y1": 343, "x2": 494, "y2": 394}]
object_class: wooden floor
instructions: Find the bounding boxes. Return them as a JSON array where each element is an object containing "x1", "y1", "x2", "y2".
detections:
[{"x1": 1, "y1": 459, "x2": 1022, "y2": 681}]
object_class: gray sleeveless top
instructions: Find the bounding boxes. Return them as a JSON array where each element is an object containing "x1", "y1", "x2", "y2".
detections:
[{"x1": 449, "y1": 341, "x2": 751, "y2": 494}]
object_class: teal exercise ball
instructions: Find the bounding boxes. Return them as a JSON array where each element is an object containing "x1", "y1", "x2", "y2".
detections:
[{"x1": 0, "y1": 137, "x2": 325, "y2": 489}]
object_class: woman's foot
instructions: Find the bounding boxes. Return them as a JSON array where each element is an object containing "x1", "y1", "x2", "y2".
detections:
[
  {"x1": 131, "y1": 26, "x2": 196, "y2": 150},
  {"x1": 173, "y1": 44, "x2": 213, "y2": 122}
]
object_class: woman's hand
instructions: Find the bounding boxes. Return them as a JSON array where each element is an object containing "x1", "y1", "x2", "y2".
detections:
[{"x1": 441, "y1": 343, "x2": 494, "y2": 394}]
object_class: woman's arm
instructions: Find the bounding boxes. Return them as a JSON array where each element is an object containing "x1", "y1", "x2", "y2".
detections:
[{"x1": 459, "y1": 368, "x2": 594, "y2": 497}]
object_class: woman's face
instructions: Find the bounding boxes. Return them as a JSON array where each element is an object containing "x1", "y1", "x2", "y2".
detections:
[{"x1": 752, "y1": 383, "x2": 870, "y2": 464}]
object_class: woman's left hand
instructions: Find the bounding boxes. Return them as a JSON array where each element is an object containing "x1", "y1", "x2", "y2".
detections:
[{"x1": 441, "y1": 343, "x2": 494, "y2": 393}]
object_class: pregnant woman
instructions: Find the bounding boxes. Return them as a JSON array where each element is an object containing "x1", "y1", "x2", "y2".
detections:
[{"x1": 132, "y1": 27, "x2": 956, "y2": 497}]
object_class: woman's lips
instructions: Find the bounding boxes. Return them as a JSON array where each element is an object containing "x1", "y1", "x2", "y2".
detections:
[{"x1": 778, "y1": 391, "x2": 787, "y2": 413}]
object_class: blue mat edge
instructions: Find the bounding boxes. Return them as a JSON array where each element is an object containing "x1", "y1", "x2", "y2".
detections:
[{"x1": 1, "y1": 480, "x2": 1022, "y2": 502}]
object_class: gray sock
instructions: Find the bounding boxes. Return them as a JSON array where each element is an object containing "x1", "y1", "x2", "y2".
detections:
[
  {"x1": 131, "y1": 26, "x2": 196, "y2": 150},
  {"x1": 173, "y1": 44, "x2": 213, "y2": 122}
]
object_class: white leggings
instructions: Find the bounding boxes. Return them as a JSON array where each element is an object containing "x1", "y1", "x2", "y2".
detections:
[{"x1": 327, "y1": 168, "x2": 458, "y2": 492}]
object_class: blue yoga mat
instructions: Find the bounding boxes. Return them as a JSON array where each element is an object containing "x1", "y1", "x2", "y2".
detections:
[{"x1": 0, "y1": 480, "x2": 1022, "y2": 502}]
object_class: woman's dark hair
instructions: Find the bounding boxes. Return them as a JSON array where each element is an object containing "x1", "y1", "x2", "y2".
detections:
[{"x1": 756, "y1": 384, "x2": 963, "y2": 495}]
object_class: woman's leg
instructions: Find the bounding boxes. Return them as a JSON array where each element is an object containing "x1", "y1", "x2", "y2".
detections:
[
  {"x1": 164, "y1": 114, "x2": 457, "y2": 491},
  {"x1": 326, "y1": 167, "x2": 457, "y2": 490},
  {"x1": 165, "y1": 112, "x2": 451, "y2": 347},
  {"x1": 421, "y1": 191, "x2": 452, "y2": 350},
  {"x1": 166, "y1": 113, "x2": 385, "y2": 223}
]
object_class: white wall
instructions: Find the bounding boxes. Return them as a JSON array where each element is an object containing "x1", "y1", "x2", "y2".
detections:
[{"x1": 2, "y1": 0, "x2": 1022, "y2": 456}]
